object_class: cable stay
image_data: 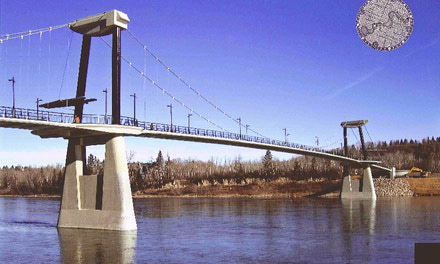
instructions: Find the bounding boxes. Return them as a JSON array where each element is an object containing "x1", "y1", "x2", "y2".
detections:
[{"x1": 126, "y1": 29, "x2": 266, "y2": 138}]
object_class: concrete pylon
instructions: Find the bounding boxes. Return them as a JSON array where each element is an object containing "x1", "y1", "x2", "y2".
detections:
[
  {"x1": 341, "y1": 166, "x2": 376, "y2": 200},
  {"x1": 57, "y1": 135, "x2": 137, "y2": 230},
  {"x1": 390, "y1": 167, "x2": 396, "y2": 180}
]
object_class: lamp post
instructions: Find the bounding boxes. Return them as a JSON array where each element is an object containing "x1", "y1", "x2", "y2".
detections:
[
  {"x1": 283, "y1": 128, "x2": 290, "y2": 144},
  {"x1": 130, "y1": 93, "x2": 137, "y2": 125},
  {"x1": 245, "y1": 124, "x2": 250, "y2": 135},
  {"x1": 103, "y1": 89, "x2": 108, "y2": 123},
  {"x1": 36, "y1": 98, "x2": 42, "y2": 119},
  {"x1": 315, "y1": 136, "x2": 319, "y2": 147},
  {"x1": 167, "y1": 103, "x2": 173, "y2": 132},
  {"x1": 8, "y1": 77, "x2": 15, "y2": 117},
  {"x1": 237, "y1": 117, "x2": 242, "y2": 139},
  {"x1": 187, "y1": 113, "x2": 192, "y2": 131}
]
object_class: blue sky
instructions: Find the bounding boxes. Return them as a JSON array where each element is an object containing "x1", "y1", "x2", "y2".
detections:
[{"x1": 0, "y1": 0, "x2": 439, "y2": 166}]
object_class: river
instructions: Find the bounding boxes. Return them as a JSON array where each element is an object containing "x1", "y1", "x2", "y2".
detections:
[{"x1": 0, "y1": 197, "x2": 439, "y2": 263}]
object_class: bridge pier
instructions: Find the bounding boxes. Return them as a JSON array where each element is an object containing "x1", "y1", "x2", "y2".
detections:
[
  {"x1": 341, "y1": 166, "x2": 376, "y2": 200},
  {"x1": 57, "y1": 135, "x2": 137, "y2": 230},
  {"x1": 390, "y1": 167, "x2": 396, "y2": 180}
]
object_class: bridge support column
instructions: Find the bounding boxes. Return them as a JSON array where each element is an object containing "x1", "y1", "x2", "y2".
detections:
[
  {"x1": 57, "y1": 136, "x2": 137, "y2": 230},
  {"x1": 390, "y1": 167, "x2": 396, "y2": 180},
  {"x1": 341, "y1": 166, "x2": 376, "y2": 200}
]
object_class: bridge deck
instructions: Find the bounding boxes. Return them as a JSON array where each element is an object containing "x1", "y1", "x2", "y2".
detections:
[{"x1": 0, "y1": 106, "x2": 382, "y2": 167}]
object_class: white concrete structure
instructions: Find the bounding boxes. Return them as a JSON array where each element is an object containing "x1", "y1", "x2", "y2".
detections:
[
  {"x1": 69, "y1": 10, "x2": 130, "y2": 36},
  {"x1": 57, "y1": 136, "x2": 137, "y2": 230},
  {"x1": 341, "y1": 166, "x2": 377, "y2": 200}
]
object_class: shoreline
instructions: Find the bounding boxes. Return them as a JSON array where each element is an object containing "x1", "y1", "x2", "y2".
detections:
[{"x1": 1, "y1": 178, "x2": 439, "y2": 198}]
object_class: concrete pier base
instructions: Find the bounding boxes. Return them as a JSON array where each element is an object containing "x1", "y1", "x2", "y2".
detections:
[
  {"x1": 341, "y1": 166, "x2": 376, "y2": 200},
  {"x1": 57, "y1": 136, "x2": 137, "y2": 231},
  {"x1": 390, "y1": 167, "x2": 396, "y2": 180}
]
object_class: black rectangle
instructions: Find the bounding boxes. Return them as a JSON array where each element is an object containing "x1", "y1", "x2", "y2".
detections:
[
  {"x1": 95, "y1": 174, "x2": 103, "y2": 210},
  {"x1": 415, "y1": 243, "x2": 440, "y2": 264}
]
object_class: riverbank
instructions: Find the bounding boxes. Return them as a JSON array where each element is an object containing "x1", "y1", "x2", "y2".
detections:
[
  {"x1": 0, "y1": 177, "x2": 342, "y2": 198},
  {"x1": 134, "y1": 177, "x2": 342, "y2": 198},
  {"x1": 406, "y1": 178, "x2": 440, "y2": 196},
  {"x1": 1, "y1": 177, "x2": 439, "y2": 198},
  {"x1": 134, "y1": 177, "x2": 440, "y2": 198}
]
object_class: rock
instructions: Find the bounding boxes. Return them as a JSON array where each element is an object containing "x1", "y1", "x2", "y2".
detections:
[{"x1": 373, "y1": 177, "x2": 414, "y2": 197}]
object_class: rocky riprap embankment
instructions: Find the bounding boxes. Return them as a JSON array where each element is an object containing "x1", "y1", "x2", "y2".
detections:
[{"x1": 374, "y1": 178, "x2": 414, "y2": 197}]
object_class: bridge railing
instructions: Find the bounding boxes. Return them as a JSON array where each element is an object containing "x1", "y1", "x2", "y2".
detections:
[
  {"x1": 0, "y1": 106, "x2": 75, "y2": 123},
  {"x1": 0, "y1": 106, "x2": 345, "y2": 157},
  {"x1": 130, "y1": 119, "x2": 338, "y2": 155},
  {"x1": 0, "y1": 106, "x2": 115, "y2": 124}
]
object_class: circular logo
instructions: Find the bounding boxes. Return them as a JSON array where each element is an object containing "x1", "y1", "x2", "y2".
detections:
[{"x1": 356, "y1": 0, "x2": 414, "y2": 51}]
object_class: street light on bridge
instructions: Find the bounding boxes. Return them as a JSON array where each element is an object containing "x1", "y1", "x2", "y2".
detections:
[
  {"x1": 187, "y1": 113, "x2": 192, "y2": 131},
  {"x1": 130, "y1": 93, "x2": 137, "y2": 125},
  {"x1": 36, "y1": 98, "x2": 42, "y2": 119},
  {"x1": 245, "y1": 124, "x2": 250, "y2": 135},
  {"x1": 237, "y1": 117, "x2": 242, "y2": 139},
  {"x1": 283, "y1": 128, "x2": 290, "y2": 144},
  {"x1": 167, "y1": 103, "x2": 173, "y2": 132},
  {"x1": 103, "y1": 89, "x2": 108, "y2": 123},
  {"x1": 8, "y1": 76, "x2": 16, "y2": 117}
]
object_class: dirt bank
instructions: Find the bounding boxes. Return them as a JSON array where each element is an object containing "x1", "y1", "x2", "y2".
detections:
[
  {"x1": 405, "y1": 178, "x2": 440, "y2": 196},
  {"x1": 134, "y1": 178, "x2": 342, "y2": 198},
  {"x1": 3, "y1": 177, "x2": 438, "y2": 198}
]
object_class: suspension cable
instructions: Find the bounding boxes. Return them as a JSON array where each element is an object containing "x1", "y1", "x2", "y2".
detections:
[
  {"x1": 126, "y1": 29, "x2": 266, "y2": 138},
  {"x1": 350, "y1": 128, "x2": 359, "y2": 142},
  {"x1": 320, "y1": 135, "x2": 336, "y2": 144},
  {"x1": 59, "y1": 31, "x2": 74, "y2": 99},
  {"x1": 0, "y1": 23, "x2": 69, "y2": 43},
  {"x1": 100, "y1": 37, "x2": 231, "y2": 133},
  {"x1": 321, "y1": 139, "x2": 343, "y2": 149},
  {"x1": 364, "y1": 125, "x2": 374, "y2": 143}
]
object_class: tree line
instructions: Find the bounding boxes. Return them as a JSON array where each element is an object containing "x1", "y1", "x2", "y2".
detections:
[
  {"x1": 1, "y1": 136, "x2": 439, "y2": 195},
  {"x1": 349, "y1": 137, "x2": 440, "y2": 173}
]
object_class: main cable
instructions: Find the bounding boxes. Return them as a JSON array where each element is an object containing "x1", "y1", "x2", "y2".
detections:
[
  {"x1": 350, "y1": 128, "x2": 359, "y2": 142},
  {"x1": 364, "y1": 125, "x2": 374, "y2": 143},
  {"x1": 321, "y1": 139, "x2": 343, "y2": 149},
  {"x1": 59, "y1": 31, "x2": 74, "y2": 99},
  {"x1": 0, "y1": 23, "x2": 69, "y2": 43},
  {"x1": 126, "y1": 29, "x2": 266, "y2": 138},
  {"x1": 100, "y1": 37, "x2": 231, "y2": 133}
]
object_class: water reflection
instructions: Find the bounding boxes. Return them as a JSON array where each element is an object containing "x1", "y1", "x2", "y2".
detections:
[
  {"x1": 2, "y1": 197, "x2": 440, "y2": 263},
  {"x1": 341, "y1": 199, "x2": 376, "y2": 233},
  {"x1": 58, "y1": 228, "x2": 137, "y2": 264},
  {"x1": 341, "y1": 199, "x2": 377, "y2": 263}
]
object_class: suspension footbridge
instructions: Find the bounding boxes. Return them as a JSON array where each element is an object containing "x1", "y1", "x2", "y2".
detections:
[{"x1": 0, "y1": 10, "x2": 389, "y2": 230}]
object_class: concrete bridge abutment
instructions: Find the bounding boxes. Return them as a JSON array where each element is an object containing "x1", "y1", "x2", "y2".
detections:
[
  {"x1": 341, "y1": 166, "x2": 376, "y2": 200},
  {"x1": 57, "y1": 135, "x2": 137, "y2": 231}
]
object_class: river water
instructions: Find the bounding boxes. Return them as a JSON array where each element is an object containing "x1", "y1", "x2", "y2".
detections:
[{"x1": 0, "y1": 197, "x2": 439, "y2": 263}]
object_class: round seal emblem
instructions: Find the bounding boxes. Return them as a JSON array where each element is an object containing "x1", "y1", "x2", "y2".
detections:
[{"x1": 356, "y1": 0, "x2": 414, "y2": 51}]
